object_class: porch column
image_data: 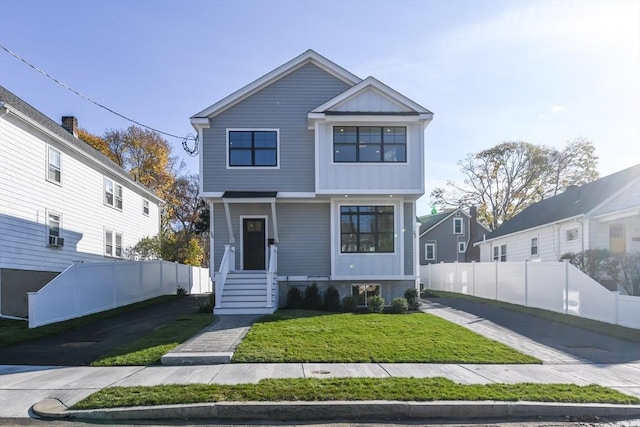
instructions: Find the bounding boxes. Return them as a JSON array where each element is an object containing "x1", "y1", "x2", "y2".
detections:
[
  {"x1": 270, "y1": 200, "x2": 279, "y2": 243},
  {"x1": 223, "y1": 199, "x2": 235, "y2": 243}
]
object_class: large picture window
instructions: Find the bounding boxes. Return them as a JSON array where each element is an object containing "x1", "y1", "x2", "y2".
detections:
[
  {"x1": 334, "y1": 126, "x2": 406, "y2": 163},
  {"x1": 340, "y1": 206, "x2": 394, "y2": 253},
  {"x1": 228, "y1": 130, "x2": 278, "y2": 167}
]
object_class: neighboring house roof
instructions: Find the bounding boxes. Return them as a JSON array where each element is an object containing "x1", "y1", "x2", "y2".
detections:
[
  {"x1": 191, "y1": 49, "x2": 362, "y2": 121},
  {"x1": 483, "y1": 164, "x2": 640, "y2": 241},
  {"x1": 0, "y1": 85, "x2": 162, "y2": 204},
  {"x1": 418, "y1": 208, "x2": 490, "y2": 237}
]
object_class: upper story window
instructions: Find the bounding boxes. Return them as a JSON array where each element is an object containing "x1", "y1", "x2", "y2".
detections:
[
  {"x1": 104, "y1": 177, "x2": 123, "y2": 210},
  {"x1": 531, "y1": 237, "x2": 538, "y2": 256},
  {"x1": 47, "y1": 146, "x2": 61, "y2": 184},
  {"x1": 333, "y1": 126, "x2": 406, "y2": 163},
  {"x1": 453, "y1": 217, "x2": 463, "y2": 234},
  {"x1": 425, "y1": 242, "x2": 436, "y2": 261},
  {"x1": 565, "y1": 227, "x2": 579, "y2": 242},
  {"x1": 493, "y1": 246, "x2": 499, "y2": 261},
  {"x1": 228, "y1": 129, "x2": 278, "y2": 167},
  {"x1": 341, "y1": 206, "x2": 394, "y2": 253},
  {"x1": 142, "y1": 200, "x2": 150, "y2": 216}
]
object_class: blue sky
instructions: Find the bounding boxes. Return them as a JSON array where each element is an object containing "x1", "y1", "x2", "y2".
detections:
[{"x1": 1, "y1": 0, "x2": 638, "y2": 215}]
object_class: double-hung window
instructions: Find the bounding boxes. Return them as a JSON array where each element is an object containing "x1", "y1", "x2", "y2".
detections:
[
  {"x1": 105, "y1": 229, "x2": 123, "y2": 257},
  {"x1": 453, "y1": 217, "x2": 463, "y2": 234},
  {"x1": 142, "y1": 200, "x2": 150, "y2": 216},
  {"x1": 47, "y1": 147, "x2": 62, "y2": 184},
  {"x1": 47, "y1": 211, "x2": 62, "y2": 246},
  {"x1": 500, "y1": 244, "x2": 507, "y2": 262},
  {"x1": 333, "y1": 126, "x2": 406, "y2": 163},
  {"x1": 104, "y1": 178, "x2": 123, "y2": 210},
  {"x1": 531, "y1": 237, "x2": 538, "y2": 256},
  {"x1": 228, "y1": 130, "x2": 278, "y2": 167},
  {"x1": 340, "y1": 206, "x2": 394, "y2": 253},
  {"x1": 425, "y1": 242, "x2": 436, "y2": 261}
]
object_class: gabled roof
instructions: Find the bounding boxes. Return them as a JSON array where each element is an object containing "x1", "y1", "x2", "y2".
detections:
[
  {"x1": 484, "y1": 164, "x2": 640, "y2": 241},
  {"x1": 191, "y1": 49, "x2": 362, "y2": 121},
  {"x1": 0, "y1": 85, "x2": 162, "y2": 203},
  {"x1": 418, "y1": 208, "x2": 489, "y2": 237}
]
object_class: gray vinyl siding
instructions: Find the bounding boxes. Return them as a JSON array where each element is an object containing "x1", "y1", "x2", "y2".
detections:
[
  {"x1": 419, "y1": 216, "x2": 469, "y2": 264},
  {"x1": 404, "y1": 202, "x2": 414, "y2": 275},
  {"x1": 211, "y1": 202, "x2": 330, "y2": 276},
  {"x1": 202, "y1": 63, "x2": 352, "y2": 193}
]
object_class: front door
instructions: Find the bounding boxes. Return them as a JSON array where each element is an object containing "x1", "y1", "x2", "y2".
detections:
[
  {"x1": 609, "y1": 224, "x2": 626, "y2": 253},
  {"x1": 243, "y1": 218, "x2": 266, "y2": 270}
]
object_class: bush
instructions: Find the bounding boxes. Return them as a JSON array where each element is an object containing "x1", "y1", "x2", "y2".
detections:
[
  {"x1": 323, "y1": 286, "x2": 341, "y2": 312},
  {"x1": 176, "y1": 286, "x2": 188, "y2": 296},
  {"x1": 341, "y1": 296, "x2": 358, "y2": 312},
  {"x1": 421, "y1": 289, "x2": 438, "y2": 298},
  {"x1": 286, "y1": 287, "x2": 303, "y2": 309},
  {"x1": 303, "y1": 283, "x2": 323, "y2": 310},
  {"x1": 404, "y1": 288, "x2": 420, "y2": 310},
  {"x1": 197, "y1": 292, "x2": 215, "y2": 313},
  {"x1": 367, "y1": 295, "x2": 385, "y2": 313},
  {"x1": 388, "y1": 297, "x2": 408, "y2": 314}
]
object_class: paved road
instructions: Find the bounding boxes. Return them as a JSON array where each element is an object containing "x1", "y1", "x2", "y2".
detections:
[{"x1": 0, "y1": 295, "x2": 208, "y2": 366}]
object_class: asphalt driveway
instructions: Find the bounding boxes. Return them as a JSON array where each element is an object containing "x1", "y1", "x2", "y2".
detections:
[{"x1": 0, "y1": 295, "x2": 209, "y2": 366}]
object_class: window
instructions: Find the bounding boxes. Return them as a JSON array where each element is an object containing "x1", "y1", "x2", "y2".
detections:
[
  {"x1": 333, "y1": 126, "x2": 406, "y2": 163},
  {"x1": 47, "y1": 211, "x2": 64, "y2": 247},
  {"x1": 143, "y1": 200, "x2": 150, "y2": 216},
  {"x1": 47, "y1": 147, "x2": 61, "y2": 184},
  {"x1": 105, "y1": 230, "x2": 113, "y2": 256},
  {"x1": 104, "y1": 178, "x2": 123, "y2": 210},
  {"x1": 500, "y1": 244, "x2": 507, "y2": 262},
  {"x1": 115, "y1": 233, "x2": 122, "y2": 257},
  {"x1": 425, "y1": 242, "x2": 436, "y2": 261},
  {"x1": 352, "y1": 284, "x2": 380, "y2": 306},
  {"x1": 566, "y1": 227, "x2": 579, "y2": 242},
  {"x1": 458, "y1": 241, "x2": 466, "y2": 253},
  {"x1": 453, "y1": 217, "x2": 463, "y2": 234},
  {"x1": 228, "y1": 130, "x2": 278, "y2": 167},
  {"x1": 105, "y1": 229, "x2": 123, "y2": 257},
  {"x1": 493, "y1": 246, "x2": 499, "y2": 261},
  {"x1": 531, "y1": 237, "x2": 538, "y2": 256},
  {"x1": 341, "y1": 206, "x2": 394, "y2": 253}
]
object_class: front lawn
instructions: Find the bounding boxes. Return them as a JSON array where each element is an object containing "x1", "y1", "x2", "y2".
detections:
[
  {"x1": 73, "y1": 377, "x2": 640, "y2": 409},
  {"x1": 232, "y1": 310, "x2": 539, "y2": 364}
]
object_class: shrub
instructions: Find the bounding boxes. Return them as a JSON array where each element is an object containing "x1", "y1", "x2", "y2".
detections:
[
  {"x1": 176, "y1": 286, "x2": 188, "y2": 296},
  {"x1": 341, "y1": 296, "x2": 358, "y2": 312},
  {"x1": 421, "y1": 289, "x2": 438, "y2": 298},
  {"x1": 367, "y1": 295, "x2": 385, "y2": 313},
  {"x1": 197, "y1": 292, "x2": 215, "y2": 313},
  {"x1": 286, "y1": 287, "x2": 303, "y2": 309},
  {"x1": 404, "y1": 288, "x2": 420, "y2": 310},
  {"x1": 303, "y1": 283, "x2": 323, "y2": 310},
  {"x1": 323, "y1": 285, "x2": 341, "y2": 312},
  {"x1": 388, "y1": 297, "x2": 408, "y2": 314}
]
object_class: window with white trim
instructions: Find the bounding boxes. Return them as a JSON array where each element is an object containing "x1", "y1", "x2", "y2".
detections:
[
  {"x1": 453, "y1": 217, "x2": 463, "y2": 234},
  {"x1": 47, "y1": 146, "x2": 61, "y2": 184},
  {"x1": 531, "y1": 237, "x2": 538, "y2": 256},
  {"x1": 333, "y1": 126, "x2": 406, "y2": 162},
  {"x1": 104, "y1": 178, "x2": 123, "y2": 210},
  {"x1": 105, "y1": 229, "x2": 123, "y2": 257},
  {"x1": 143, "y1": 200, "x2": 150, "y2": 216},
  {"x1": 228, "y1": 130, "x2": 278, "y2": 167},
  {"x1": 500, "y1": 244, "x2": 507, "y2": 262},
  {"x1": 352, "y1": 284, "x2": 381, "y2": 306},
  {"x1": 47, "y1": 211, "x2": 63, "y2": 247},
  {"x1": 493, "y1": 246, "x2": 499, "y2": 261},
  {"x1": 458, "y1": 241, "x2": 466, "y2": 253},
  {"x1": 565, "y1": 227, "x2": 579, "y2": 242},
  {"x1": 425, "y1": 242, "x2": 436, "y2": 261}
]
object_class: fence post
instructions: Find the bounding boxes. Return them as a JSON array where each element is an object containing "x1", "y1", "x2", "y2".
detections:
[
  {"x1": 524, "y1": 260, "x2": 528, "y2": 307},
  {"x1": 471, "y1": 261, "x2": 476, "y2": 297},
  {"x1": 427, "y1": 263, "x2": 431, "y2": 289},
  {"x1": 455, "y1": 261, "x2": 459, "y2": 292},
  {"x1": 139, "y1": 260, "x2": 143, "y2": 300},
  {"x1": 564, "y1": 259, "x2": 569, "y2": 314},
  {"x1": 494, "y1": 261, "x2": 498, "y2": 300}
]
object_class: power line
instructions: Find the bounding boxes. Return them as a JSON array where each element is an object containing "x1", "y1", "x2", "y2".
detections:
[{"x1": 0, "y1": 44, "x2": 199, "y2": 155}]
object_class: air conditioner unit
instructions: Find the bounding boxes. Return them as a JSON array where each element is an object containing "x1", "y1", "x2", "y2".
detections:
[{"x1": 48, "y1": 235, "x2": 65, "y2": 247}]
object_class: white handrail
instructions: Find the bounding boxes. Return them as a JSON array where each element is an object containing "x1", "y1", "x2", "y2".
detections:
[
  {"x1": 266, "y1": 245, "x2": 278, "y2": 308},
  {"x1": 216, "y1": 245, "x2": 235, "y2": 309}
]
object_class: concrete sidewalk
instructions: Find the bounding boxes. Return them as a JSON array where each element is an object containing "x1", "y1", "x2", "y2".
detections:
[{"x1": 1, "y1": 297, "x2": 639, "y2": 421}]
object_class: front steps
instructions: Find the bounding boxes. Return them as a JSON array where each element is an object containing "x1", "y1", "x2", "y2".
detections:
[{"x1": 215, "y1": 271, "x2": 278, "y2": 315}]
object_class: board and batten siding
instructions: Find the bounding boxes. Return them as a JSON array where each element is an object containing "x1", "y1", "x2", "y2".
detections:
[
  {"x1": 0, "y1": 113, "x2": 159, "y2": 273},
  {"x1": 403, "y1": 202, "x2": 414, "y2": 275},
  {"x1": 316, "y1": 122, "x2": 424, "y2": 192},
  {"x1": 202, "y1": 63, "x2": 352, "y2": 193}
]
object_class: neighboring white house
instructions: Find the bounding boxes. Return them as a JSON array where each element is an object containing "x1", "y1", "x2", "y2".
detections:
[
  {"x1": 477, "y1": 164, "x2": 640, "y2": 263},
  {"x1": 0, "y1": 86, "x2": 162, "y2": 317}
]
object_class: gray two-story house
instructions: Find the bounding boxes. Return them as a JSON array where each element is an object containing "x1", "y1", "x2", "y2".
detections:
[{"x1": 191, "y1": 50, "x2": 433, "y2": 314}]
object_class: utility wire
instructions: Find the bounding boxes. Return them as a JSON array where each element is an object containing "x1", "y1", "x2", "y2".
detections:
[{"x1": 0, "y1": 44, "x2": 199, "y2": 155}]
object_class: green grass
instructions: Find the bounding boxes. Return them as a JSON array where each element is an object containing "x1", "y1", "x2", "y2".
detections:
[
  {"x1": 427, "y1": 291, "x2": 640, "y2": 343},
  {"x1": 0, "y1": 296, "x2": 178, "y2": 348},
  {"x1": 91, "y1": 313, "x2": 213, "y2": 366},
  {"x1": 72, "y1": 377, "x2": 640, "y2": 409},
  {"x1": 232, "y1": 310, "x2": 540, "y2": 364}
]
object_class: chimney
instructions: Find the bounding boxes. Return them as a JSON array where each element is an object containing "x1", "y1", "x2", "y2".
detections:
[
  {"x1": 61, "y1": 116, "x2": 78, "y2": 137},
  {"x1": 466, "y1": 206, "x2": 480, "y2": 262}
]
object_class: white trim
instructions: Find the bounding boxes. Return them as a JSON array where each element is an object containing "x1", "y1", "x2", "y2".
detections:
[
  {"x1": 565, "y1": 226, "x2": 580, "y2": 242},
  {"x1": 46, "y1": 209, "x2": 62, "y2": 244},
  {"x1": 592, "y1": 206, "x2": 640, "y2": 222},
  {"x1": 453, "y1": 217, "x2": 464, "y2": 234},
  {"x1": 239, "y1": 215, "x2": 269, "y2": 271},
  {"x1": 277, "y1": 192, "x2": 317, "y2": 198},
  {"x1": 458, "y1": 241, "x2": 466, "y2": 253},
  {"x1": 103, "y1": 176, "x2": 123, "y2": 211},
  {"x1": 587, "y1": 177, "x2": 640, "y2": 217},
  {"x1": 226, "y1": 128, "x2": 280, "y2": 169},
  {"x1": 332, "y1": 275, "x2": 418, "y2": 281},
  {"x1": 223, "y1": 200, "x2": 235, "y2": 243},
  {"x1": 142, "y1": 199, "x2": 150, "y2": 216},
  {"x1": 475, "y1": 214, "x2": 585, "y2": 246},
  {"x1": 317, "y1": 189, "x2": 422, "y2": 195},
  {"x1": 209, "y1": 200, "x2": 215, "y2": 273},
  {"x1": 425, "y1": 242, "x2": 436, "y2": 261},
  {"x1": 195, "y1": 120, "x2": 210, "y2": 195},
  {"x1": 330, "y1": 124, "x2": 411, "y2": 166}
]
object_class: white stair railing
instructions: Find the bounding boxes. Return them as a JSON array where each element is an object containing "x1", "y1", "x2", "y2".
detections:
[
  {"x1": 215, "y1": 245, "x2": 235, "y2": 309},
  {"x1": 266, "y1": 245, "x2": 278, "y2": 308}
]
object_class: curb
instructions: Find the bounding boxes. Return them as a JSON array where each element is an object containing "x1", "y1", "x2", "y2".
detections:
[{"x1": 32, "y1": 400, "x2": 640, "y2": 422}]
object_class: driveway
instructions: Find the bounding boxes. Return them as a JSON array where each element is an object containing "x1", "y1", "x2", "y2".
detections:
[{"x1": 0, "y1": 295, "x2": 208, "y2": 366}]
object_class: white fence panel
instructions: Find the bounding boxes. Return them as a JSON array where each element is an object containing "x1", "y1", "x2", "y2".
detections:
[
  {"x1": 28, "y1": 260, "x2": 211, "y2": 328},
  {"x1": 420, "y1": 261, "x2": 639, "y2": 329}
]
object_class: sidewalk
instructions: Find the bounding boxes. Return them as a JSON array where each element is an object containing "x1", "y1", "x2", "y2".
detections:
[{"x1": 1, "y1": 297, "x2": 638, "y2": 421}]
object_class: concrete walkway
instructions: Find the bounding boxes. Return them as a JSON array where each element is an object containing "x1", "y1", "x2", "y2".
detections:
[{"x1": 1, "y1": 298, "x2": 639, "y2": 421}]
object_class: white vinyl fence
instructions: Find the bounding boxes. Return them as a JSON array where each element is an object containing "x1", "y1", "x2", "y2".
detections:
[
  {"x1": 421, "y1": 261, "x2": 640, "y2": 330},
  {"x1": 28, "y1": 260, "x2": 211, "y2": 328}
]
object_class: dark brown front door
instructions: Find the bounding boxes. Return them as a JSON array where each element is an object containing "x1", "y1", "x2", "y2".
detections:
[{"x1": 243, "y1": 218, "x2": 266, "y2": 270}]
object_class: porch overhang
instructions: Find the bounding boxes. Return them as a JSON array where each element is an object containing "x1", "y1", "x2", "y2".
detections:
[{"x1": 221, "y1": 191, "x2": 279, "y2": 244}]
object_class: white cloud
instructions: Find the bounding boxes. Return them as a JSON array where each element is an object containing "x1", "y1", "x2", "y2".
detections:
[{"x1": 551, "y1": 105, "x2": 567, "y2": 114}]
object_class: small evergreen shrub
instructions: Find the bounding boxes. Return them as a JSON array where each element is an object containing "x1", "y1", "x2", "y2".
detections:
[
  {"x1": 367, "y1": 295, "x2": 385, "y2": 313},
  {"x1": 303, "y1": 282, "x2": 323, "y2": 310},
  {"x1": 323, "y1": 285, "x2": 341, "y2": 312},
  {"x1": 404, "y1": 288, "x2": 420, "y2": 310},
  {"x1": 197, "y1": 292, "x2": 215, "y2": 313},
  {"x1": 421, "y1": 289, "x2": 438, "y2": 298},
  {"x1": 341, "y1": 296, "x2": 358, "y2": 312},
  {"x1": 176, "y1": 286, "x2": 188, "y2": 296},
  {"x1": 389, "y1": 297, "x2": 409, "y2": 314},
  {"x1": 286, "y1": 286, "x2": 303, "y2": 309}
]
